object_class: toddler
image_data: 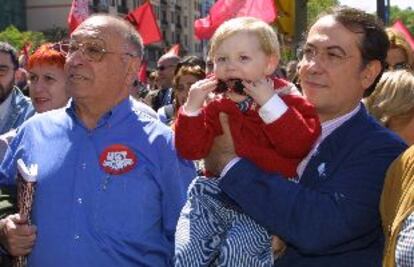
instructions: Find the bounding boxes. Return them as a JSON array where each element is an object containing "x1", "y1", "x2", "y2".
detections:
[{"x1": 174, "y1": 17, "x2": 321, "y2": 266}]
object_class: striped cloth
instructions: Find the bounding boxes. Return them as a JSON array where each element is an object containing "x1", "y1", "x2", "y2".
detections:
[
  {"x1": 236, "y1": 96, "x2": 253, "y2": 113},
  {"x1": 175, "y1": 176, "x2": 273, "y2": 267},
  {"x1": 396, "y1": 212, "x2": 414, "y2": 267}
]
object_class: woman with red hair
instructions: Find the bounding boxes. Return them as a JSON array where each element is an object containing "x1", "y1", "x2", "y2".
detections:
[
  {"x1": 27, "y1": 42, "x2": 69, "y2": 113},
  {"x1": 0, "y1": 43, "x2": 70, "y2": 267}
]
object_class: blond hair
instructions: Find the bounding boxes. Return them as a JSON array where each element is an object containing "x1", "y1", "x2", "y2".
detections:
[
  {"x1": 386, "y1": 27, "x2": 414, "y2": 67},
  {"x1": 209, "y1": 17, "x2": 280, "y2": 59},
  {"x1": 365, "y1": 69, "x2": 414, "y2": 128}
]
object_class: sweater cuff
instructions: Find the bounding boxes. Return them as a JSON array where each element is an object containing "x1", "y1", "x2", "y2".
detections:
[
  {"x1": 258, "y1": 94, "x2": 288, "y2": 124},
  {"x1": 181, "y1": 105, "x2": 201, "y2": 117}
]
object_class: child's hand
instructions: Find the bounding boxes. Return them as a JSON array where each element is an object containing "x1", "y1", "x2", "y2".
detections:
[
  {"x1": 243, "y1": 78, "x2": 274, "y2": 106},
  {"x1": 183, "y1": 76, "x2": 217, "y2": 113}
]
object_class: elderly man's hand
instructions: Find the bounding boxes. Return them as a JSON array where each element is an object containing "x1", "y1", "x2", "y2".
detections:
[
  {"x1": 204, "y1": 113, "x2": 237, "y2": 176},
  {"x1": 0, "y1": 214, "x2": 36, "y2": 256}
]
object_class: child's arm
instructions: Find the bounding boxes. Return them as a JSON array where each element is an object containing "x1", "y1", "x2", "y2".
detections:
[
  {"x1": 175, "y1": 77, "x2": 221, "y2": 160},
  {"x1": 262, "y1": 94, "x2": 321, "y2": 158},
  {"x1": 244, "y1": 78, "x2": 321, "y2": 158}
]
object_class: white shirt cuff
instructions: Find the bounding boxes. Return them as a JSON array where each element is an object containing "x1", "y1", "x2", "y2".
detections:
[
  {"x1": 258, "y1": 94, "x2": 288, "y2": 124},
  {"x1": 181, "y1": 105, "x2": 202, "y2": 117},
  {"x1": 220, "y1": 157, "x2": 241, "y2": 177}
]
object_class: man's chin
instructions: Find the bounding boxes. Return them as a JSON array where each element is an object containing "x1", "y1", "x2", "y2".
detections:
[{"x1": 0, "y1": 84, "x2": 13, "y2": 103}]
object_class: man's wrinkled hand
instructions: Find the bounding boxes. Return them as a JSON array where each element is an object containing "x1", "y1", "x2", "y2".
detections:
[
  {"x1": 0, "y1": 213, "x2": 36, "y2": 256},
  {"x1": 204, "y1": 113, "x2": 237, "y2": 176}
]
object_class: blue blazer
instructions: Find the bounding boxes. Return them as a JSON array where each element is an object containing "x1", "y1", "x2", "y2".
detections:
[{"x1": 219, "y1": 104, "x2": 407, "y2": 267}]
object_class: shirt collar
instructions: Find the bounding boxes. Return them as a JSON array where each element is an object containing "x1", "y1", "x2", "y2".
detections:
[
  {"x1": 319, "y1": 103, "x2": 361, "y2": 142},
  {"x1": 66, "y1": 97, "x2": 132, "y2": 129},
  {"x1": 296, "y1": 103, "x2": 361, "y2": 178}
]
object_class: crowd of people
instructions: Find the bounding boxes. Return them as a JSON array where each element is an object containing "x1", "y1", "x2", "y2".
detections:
[{"x1": 0, "y1": 4, "x2": 412, "y2": 267}]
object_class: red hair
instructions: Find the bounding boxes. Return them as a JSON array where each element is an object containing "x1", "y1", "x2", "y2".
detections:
[{"x1": 27, "y1": 43, "x2": 66, "y2": 70}]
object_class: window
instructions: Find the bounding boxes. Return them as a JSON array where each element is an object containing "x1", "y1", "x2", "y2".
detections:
[{"x1": 170, "y1": 11, "x2": 174, "y2": 23}]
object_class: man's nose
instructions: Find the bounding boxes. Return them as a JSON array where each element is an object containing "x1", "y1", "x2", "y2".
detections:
[
  {"x1": 300, "y1": 56, "x2": 324, "y2": 74},
  {"x1": 66, "y1": 49, "x2": 87, "y2": 66}
]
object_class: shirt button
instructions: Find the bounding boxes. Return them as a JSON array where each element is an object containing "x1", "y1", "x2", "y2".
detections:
[
  {"x1": 74, "y1": 234, "x2": 80, "y2": 240},
  {"x1": 77, "y1": 198, "x2": 83, "y2": 204},
  {"x1": 81, "y1": 163, "x2": 86, "y2": 169}
]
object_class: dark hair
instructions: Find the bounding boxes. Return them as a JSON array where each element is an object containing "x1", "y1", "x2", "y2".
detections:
[
  {"x1": 319, "y1": 6, "x2": 389, "y2": 97},
  {"x1": 174, "y1": 55, "x2": 206, "y2": 75},
  {"x1": 0, "y1": 42, "x2": 19, "y2": 70},
  {"x1": 173, "y1": 65, "x2": 206, "y2": 109}
]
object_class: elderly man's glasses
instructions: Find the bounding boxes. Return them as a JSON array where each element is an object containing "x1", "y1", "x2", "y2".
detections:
[
  {"x1": 66, "y1": 39, "x2": 138, "y2": 62},
  {"x1": 299, "y1": 45, "x2": 352, "y2": 67},
  {"x1": 49, "y1": 42, "x2": 70, "y2": 56}
]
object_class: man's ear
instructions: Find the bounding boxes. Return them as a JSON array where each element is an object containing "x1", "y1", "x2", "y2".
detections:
[
  {"x1": 361, "y1": 60, "x2": 382, "y2": 91},
  {"x1": 265, "y1": 55, "x2": 279, "y2": 75},
  {"x1": 126, "y1": 57, "x2": 141, "y2": 84}
]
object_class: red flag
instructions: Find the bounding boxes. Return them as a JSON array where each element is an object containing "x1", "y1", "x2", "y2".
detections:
[
  {"x1": 392, "y1": 19, "x2": 414, "y2": 51},
  {"x1": 21, "y1": 42, "x2": 32, "y2": 67},
  {"x1": 126, "y1": 2, "x2": 163, "y2": 45},
  {"x1": 138, "y1": 60, "x2": 148, "y2": 84},
  {"x1": 67, "y1": 0, "x2": 89, "y2": 34},
  {"x1": 194, "y1": 0, "x2": 277, "y2": 40}
]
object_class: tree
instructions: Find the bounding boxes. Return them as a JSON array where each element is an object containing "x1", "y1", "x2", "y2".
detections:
[
  {"x1": 42, "y1": 27, "x2": 69, "y2": 43},
  {"x1": 0, "y1": 25, "x2": 45, "y2": 52},
  {"x1": 389, "y1": 6, "x2": 414, "y2": 33},
  {"x1": 307, "y1": 0, "x2": 339, "y2": 26}
]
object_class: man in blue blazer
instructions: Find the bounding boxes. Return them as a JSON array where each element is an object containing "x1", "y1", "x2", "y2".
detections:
[{"x1": 205, "y1": 6, "x2": 408, "y2": 267}]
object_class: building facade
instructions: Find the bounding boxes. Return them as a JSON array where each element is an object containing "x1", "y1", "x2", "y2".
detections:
[
  {"x1": 18, "y1": 0, "x2": 214, "y2": 68},
  {"x1": 0, "y1": 0, "x2": 26, "y2": 31}
]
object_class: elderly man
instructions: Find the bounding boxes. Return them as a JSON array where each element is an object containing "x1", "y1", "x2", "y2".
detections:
[
  {"x1": 205, "y1": 6, "x2": 407, "y2": 266},
  {"x1": 0, "y1": 42, "x2": 34, "y2": 134},
  {"x1": 0, "y1": 14, "x2": 194, "y2": 267},
  {"x1": 152, "y1": 54, "x2": 180, "y2": 111}
]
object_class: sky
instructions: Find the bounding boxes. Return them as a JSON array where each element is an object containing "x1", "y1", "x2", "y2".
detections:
[{"x1": 339, "y1": 0, "x2": 414, "y2": 13}]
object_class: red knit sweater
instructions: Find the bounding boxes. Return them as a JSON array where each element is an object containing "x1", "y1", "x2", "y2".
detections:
[{"x1": 175, "y1": 78, "x2": 321, "y2": 177}]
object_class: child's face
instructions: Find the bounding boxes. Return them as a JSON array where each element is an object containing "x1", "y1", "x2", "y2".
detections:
[{"x1": 213, "y1": 32, "x2": 276, "y2": 83}]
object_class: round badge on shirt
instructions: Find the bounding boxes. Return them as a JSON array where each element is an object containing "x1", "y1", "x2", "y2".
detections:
[{"x1": 99, "y1": 144, "x2": 137, "y2": 175}]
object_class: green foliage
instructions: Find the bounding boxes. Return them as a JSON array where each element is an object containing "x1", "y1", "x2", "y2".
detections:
[
  {"x1": 389, "y1": 6, "x2": 414, "y2": 33},
  {"x1": 42, "y1": 27, "x2": 69, "y2": 43},
  {"x1": 307, "y1": 0, "x2": 339, "y2": 26},
  {"x1": 0, "y1": 25, "x2": 46, "y2": 52}
]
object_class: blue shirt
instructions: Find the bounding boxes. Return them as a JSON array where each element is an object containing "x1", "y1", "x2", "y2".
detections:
[{"x1": 0, "y1": 97, "x2": 195, "y2": 267}]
